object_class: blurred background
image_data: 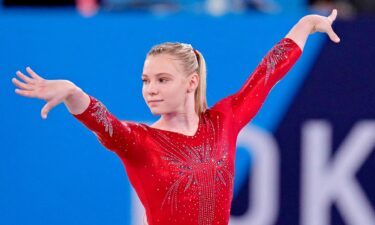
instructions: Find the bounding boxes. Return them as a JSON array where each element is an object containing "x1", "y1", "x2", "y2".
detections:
[{"x1": 1, "y1": 0, "x2": 374, "y2": 225}]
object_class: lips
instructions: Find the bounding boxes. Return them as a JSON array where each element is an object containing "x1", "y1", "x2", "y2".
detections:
[{"x1": 148, "y1": 100, "x2": 163, "y2": 103}]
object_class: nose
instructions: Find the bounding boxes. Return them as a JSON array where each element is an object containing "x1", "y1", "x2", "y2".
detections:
[{"x1": 146, "y1": 82, "x2": 158, "y2": 96}]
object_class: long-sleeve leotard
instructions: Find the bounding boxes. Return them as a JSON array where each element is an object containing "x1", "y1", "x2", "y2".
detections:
[{"x1": 73, "y1": 38, "x2": 301, "y2": 225}]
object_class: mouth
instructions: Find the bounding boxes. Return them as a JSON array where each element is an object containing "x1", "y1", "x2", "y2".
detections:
[{"x1": 148, "y1": 100, "x2": 163, "y2": 104}]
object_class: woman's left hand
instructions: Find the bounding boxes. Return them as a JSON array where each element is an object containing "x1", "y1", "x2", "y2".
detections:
[
  {"x1": 308, "y1": 9, "x2": 340, "y2": 43},
  {"x1": 286, "y1": 9, "x2": 340, "y2": 50}
]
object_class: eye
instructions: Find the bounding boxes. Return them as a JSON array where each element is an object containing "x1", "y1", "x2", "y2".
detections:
[
  {"x1": 141, "y1": 79, "x2": 148, "y2": 84},
  {"x1": 159, "y1": 78, "x2": 168, "y2": 83}
]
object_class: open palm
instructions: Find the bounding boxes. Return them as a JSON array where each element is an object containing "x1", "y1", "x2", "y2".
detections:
[{"x1": 12, "y1": 67, "x2": 74, "y2": 119}]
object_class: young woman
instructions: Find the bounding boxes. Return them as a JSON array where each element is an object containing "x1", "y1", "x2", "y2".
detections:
[{"x1": 12, "y1": 10, "x2": 340, "y2": 225}]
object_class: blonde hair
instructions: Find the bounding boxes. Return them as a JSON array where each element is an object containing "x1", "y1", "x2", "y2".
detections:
[{"x1": 147, "y1": 42, "x2": 208, "y2": 115}]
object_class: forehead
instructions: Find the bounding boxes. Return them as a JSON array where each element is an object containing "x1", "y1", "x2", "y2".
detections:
[{"x1": 142, "y1": 54, "x2": 183, "y2": 77}]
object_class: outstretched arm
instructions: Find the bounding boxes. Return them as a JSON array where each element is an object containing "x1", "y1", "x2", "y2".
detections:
[
  {"x1": 12, "y1": 67, "x2": 90, "y2": 119},
  {"x1": 12, "y1": 67, "x2": 143, "y2": 154},
  {"x1": 286, "y1": 9, "x2": 340, "y2": 51},
  {"x1": 211, "y1": 10, "x2": 340, "y2": 133}
]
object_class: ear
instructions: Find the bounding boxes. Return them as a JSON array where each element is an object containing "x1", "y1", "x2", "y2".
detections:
[{"x1": 187, "y1": 73, "x2": 199, "y2": 93}]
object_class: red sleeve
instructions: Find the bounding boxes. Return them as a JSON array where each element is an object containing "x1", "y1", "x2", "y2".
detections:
[
  {"x1": 72, "y1": 96, "x2": 143, "y2": 156},
  {"x1": 211, "y1": 38, "x2": 302, "y2": 133}
]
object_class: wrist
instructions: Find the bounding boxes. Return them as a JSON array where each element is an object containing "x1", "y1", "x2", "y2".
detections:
[
  {"x1": 298, "y1": 15, "x2": 316, "y2": 31},
  {"x1": 64, "y1": 80, "x2": 82, "y2": 101},
  {"x1": 299, "y1": 15, "x2": 319, "y2": 33},
  {"x1": 62, "y1": 80, "x2": 90, "y2": 115}
]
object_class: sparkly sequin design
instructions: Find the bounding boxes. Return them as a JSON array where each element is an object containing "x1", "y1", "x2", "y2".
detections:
[
  {"x1": 151, "y1": 115, "x2": 232, "y2": 225},
  {"x1": 72, "y1": 38, "x2": 302, "y2": 225},
  {"x1": 91, "y1": 101, "x2": 113, "y2": 137},
  {"x1": 261, "y1": 39, "x2": 296, "y2": 85}
]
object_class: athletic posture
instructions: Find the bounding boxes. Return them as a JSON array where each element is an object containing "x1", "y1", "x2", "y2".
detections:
[{"x1": 12, "y1": 10, "x2": 340, "y2": 225}]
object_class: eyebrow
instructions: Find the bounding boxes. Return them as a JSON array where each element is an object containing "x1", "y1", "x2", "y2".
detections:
[{"x1": 141, "y1": 73, "x2": 173, "y2": 78}]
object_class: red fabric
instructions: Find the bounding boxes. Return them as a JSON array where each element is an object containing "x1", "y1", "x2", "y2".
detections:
[{"x1": 73, "y1": 38, "x2": 301, "y2": 225}]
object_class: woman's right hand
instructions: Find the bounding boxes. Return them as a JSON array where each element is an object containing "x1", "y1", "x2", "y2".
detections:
[{"x1": 12, "y1": 67, "x2": 88, "y2": 119}]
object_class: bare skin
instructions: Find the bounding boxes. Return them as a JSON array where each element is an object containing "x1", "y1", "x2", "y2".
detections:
[
  {"x1": 12, "y1": 10, "x2": 340, "y2": 125},
  {"x1": 141, "y1": 53, "x2": 200, "y2": 136},
  {"x1": 12, "y1": 10, "x2": 340, "y2": 137},
  {"x1": 286, "y1": 9, "x2": 340, "y2": 50},
  {"x1": 12, "y1": 10, "x2": 340, "y2": 225}
]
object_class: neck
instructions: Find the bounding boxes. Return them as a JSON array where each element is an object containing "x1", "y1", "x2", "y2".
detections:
[
  {"x1": 154, "y1": 95, "x2": 200, "y2": 135},
  {"x1": 160, "y1": 112, "x2": 199, "y2": 134}
]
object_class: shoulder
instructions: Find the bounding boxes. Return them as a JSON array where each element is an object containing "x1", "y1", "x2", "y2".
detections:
[
  {"x1": 202, "y1": 107, "x2": 228, "y2": 124},
  {"x1": 120, "y1": 120, "x2": 149, "y2": 133},
  {"x1": 208, "y1": 96, "x2": 233, "y2": 116}
]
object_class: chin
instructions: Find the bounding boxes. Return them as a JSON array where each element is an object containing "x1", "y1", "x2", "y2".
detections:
[
  {"x1": 149, "y1": 108, "x2": 162, "y2": 115},
  {"x1": 150, "y1": 107, "x2": 174, "y2": 116}
]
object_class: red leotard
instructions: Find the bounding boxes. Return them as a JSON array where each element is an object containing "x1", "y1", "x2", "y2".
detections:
[{"x1": 73, "y1": 38, "x2": 302, "y2": 225}]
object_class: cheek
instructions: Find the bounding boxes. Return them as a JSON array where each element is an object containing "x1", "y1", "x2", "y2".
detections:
[
  {"x1": 166, "y1": 83, "x2": 186, "y2": 97},
  {"x1": 173, "y1": 79, "x2": 188, "y2": 92},
  {"x1": 141, "y1": 86, "x2": 146, "y2": 98}
]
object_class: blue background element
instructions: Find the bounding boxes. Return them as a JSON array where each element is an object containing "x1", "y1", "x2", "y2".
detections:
[
  {"x1": 274, "y1": 16, "x2": 375, "y2": 224},
  {"x1": 0, "y1": 6, "x2": 350, "y2": 225}
]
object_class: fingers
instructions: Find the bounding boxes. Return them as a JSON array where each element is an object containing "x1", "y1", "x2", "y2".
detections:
[
  {"x1": 324, "y1": 9, "x2": 339, "y2": 43},
  {"x1": 41, "y1": 103, "x2": 49, "y2": 119},
  {"x1": 12, "y1": 77, "x2": 34, "y2": 91},
  {"x1": 14, "y1": 89, "x2": 37, "y2": 98},
  {"x1": 327, "y1": 25, "x2": 341, "y2": 43},
  {"x1": 41, "y1": 100, "x2": 59, "y2": 119},
  {"x1": 328, "y1": 9, "x2": 338, "y2": 24},
  {"x1": 12, "y1": 68, "x2": 43, "y2": 98},
  {"x1": 26, "y1": 67, "x2": 43, "y2": 80},
  {"x1": 16, "y1": 70, "x2": 35, "y2": 84},
  {"x1": 41, "y1": 99, "x2": 61, "y2": 119}
]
